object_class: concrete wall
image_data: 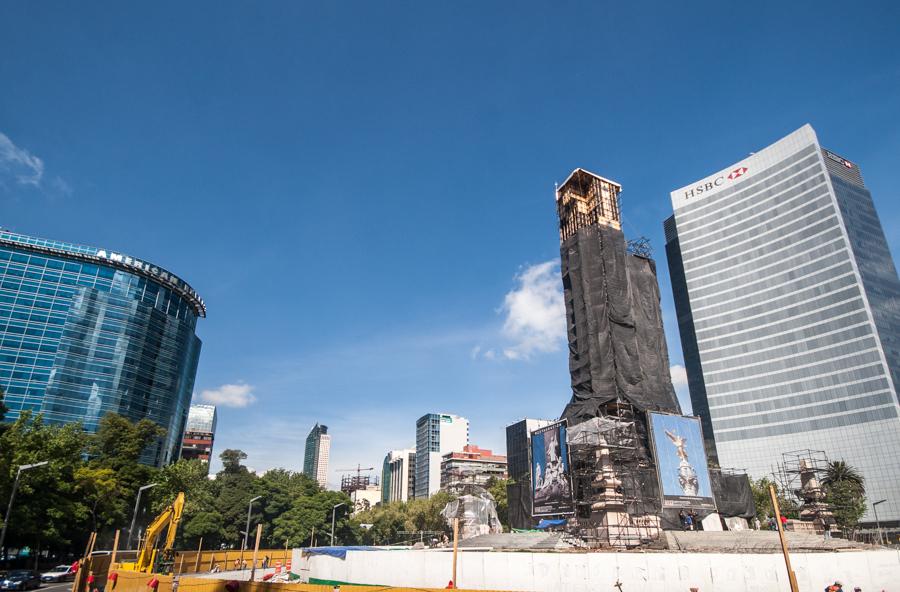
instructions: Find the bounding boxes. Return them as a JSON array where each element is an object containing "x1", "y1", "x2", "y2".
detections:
[{"x1": 294, "y1": 547, "x2": 900, "y2": 592}]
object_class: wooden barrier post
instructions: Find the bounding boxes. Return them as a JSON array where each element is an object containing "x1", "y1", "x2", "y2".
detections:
[
  {"x1": 770, "y1": 485, "x2": 799, "y2": 592},
  {"x1": 194, "y1": 538, "x2": 203, "y2": 573},
  {"x1": 111, "y1": 530, "x2": 120, "y2": 565},
  {"x1": 249, "y1": 524, "x2": 262, "y2": 581},
  {"x1": 177, "y1": 554, "x2": 184, "y2": 574},
  {"x1": 451, "y1": 518, "x2": 459, "y2": 589}
]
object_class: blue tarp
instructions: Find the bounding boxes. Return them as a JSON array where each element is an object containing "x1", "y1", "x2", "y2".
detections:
[
  {"x1": 536, "y1": 518, "x2": 567, "y2": 529},
  {"x1": 301, "y1": 546, "x2": 379, "y2": 559}
]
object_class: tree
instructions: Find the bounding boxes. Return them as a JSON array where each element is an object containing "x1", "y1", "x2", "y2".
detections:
[
  {"x1": 486, "y1": 477, "x2": 510, "y2": 530},
  {"x1": 213, "y1": 449, "x2": 259, "y2": 547},
  {"x1": 150, "y1": 459, "x2": 222, "y2": 548},
  {"x1": 821, "y1": 460, "x2": 866, "y2": 534},
  {"x1": 0, "y1": 412, "x2": 88, "y2": 553},
  {"x1": 749, "y1": 477, "x2": 798, "y2": 521},
  {"x1": 822, "y1": 461, "x2": 865, "y2": 494},
  {"x1": 74, "y1": 466, "x2": 119, "y2": 533}
]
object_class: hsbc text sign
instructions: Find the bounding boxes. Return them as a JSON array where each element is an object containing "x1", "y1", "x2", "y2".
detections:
[{"x1": 682, "y1": 167, "x2": 748, "y2": 202}]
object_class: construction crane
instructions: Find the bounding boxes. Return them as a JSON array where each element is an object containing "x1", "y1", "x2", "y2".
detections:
[
  {"x1": 120, "y1": 492, "x2": 185, "y2": 574},
  {"x1": 336, "y1": 464, "x2": 375, "y2": 493}
]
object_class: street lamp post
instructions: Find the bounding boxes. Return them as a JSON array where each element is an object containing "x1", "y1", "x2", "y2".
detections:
[
  {"x1": 127, "y1": 483, "x2": 158, "y2": 550},
  {"x1": 0, "y1": 461, "x2": 50, "y2": 561},
  {"x1": 243, "y1": 496, "x2": 262, "y2": 551},
  {"x1": 331, "y1": 503, "x2": 346, "y2": 546},
  {"x1": 872, "y1": 499, "x2": 887, "y2": 545}
]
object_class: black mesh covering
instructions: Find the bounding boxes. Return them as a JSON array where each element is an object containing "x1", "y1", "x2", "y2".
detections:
[
  {"x1": 710, "y1": 470, "x2": 755, "y2": 519},
  {"x1": 560, "y1": 224, "x2": 682, "y2": 422}
]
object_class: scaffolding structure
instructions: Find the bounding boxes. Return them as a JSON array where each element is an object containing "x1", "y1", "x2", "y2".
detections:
[
  {"x1": 340, "y1": 474, "x2": 377, "y2": 493},
  {"x1": 566, "y1": 402, "x2": 663, "y2": 548},
  {"x1": 775, "y1": 449, "x2": 833, "y2": 532}
]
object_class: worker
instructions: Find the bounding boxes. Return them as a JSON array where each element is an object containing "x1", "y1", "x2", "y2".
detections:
[{"x1": 825, "y1": 580, "x2": 844, "y2": 592}]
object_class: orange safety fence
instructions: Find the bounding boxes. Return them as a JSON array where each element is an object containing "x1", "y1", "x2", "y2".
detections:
[{"x1": 173, "y1": 550, "x2": 293, "y2": 574}]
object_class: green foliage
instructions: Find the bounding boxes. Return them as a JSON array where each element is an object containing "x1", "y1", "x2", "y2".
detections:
[
  {"x1": 355, "y1": 492, "x2": 455, "y2": 545},
  {"x1": 822, "y1": 460, "x2": 867, "y2": 533},
  {"x1": 486, "y1": 477, "x2": 510, "y2": 529},
  {"x1": 0, "y1": 411, "x2": 88, "y2": 549},
  {"x1": 825, "y1": 481, "x2": 867, "y2": 533},
  {"x1": 749, "y1": 477, "x2": 799, "y2": 520},
  {"x1": 823, "y1": 460, "x2": 865, "y2": 494}
]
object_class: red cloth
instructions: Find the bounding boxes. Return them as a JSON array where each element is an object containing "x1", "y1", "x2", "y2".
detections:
[
  {"x1": 446, "y1": 581, "x2": 455, "y2": 589},
  {"x1": 86, "y1": 575, "x2": 95, "y2": 584},
  {"x1": 71, "y1": 562, "x2": 80, "y2": 574}
]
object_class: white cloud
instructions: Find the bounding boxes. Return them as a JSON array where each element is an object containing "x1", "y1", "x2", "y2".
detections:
[
  {"x1": 499, "y1": 260, "x2": 566, "y2": 360},
  {"x1": 0, "y1": 132, "x2": 45, "y2": 187},
  {"x1": 670, "y1": 364, "x2": 688, "y2": 389},
  {"x1": 199, "y1": 383, "x2": 258, "y2": 408}
]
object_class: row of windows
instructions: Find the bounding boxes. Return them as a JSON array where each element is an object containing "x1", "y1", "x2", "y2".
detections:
[
  {"x1": 696, "y1": 288, "x2": 863, "y2": 343},
  {"x1": 685, "y1": 215, "x2": 841, "y2": 292},
  {"x1": 684, "y1": 195, "x2": 834, "y2": 280},
  {"x1": 703, "y1": 322, "x2": 873, "y2": 374},
  {"x1": 700, "y1": 305, "x2": 868, "y2": 356},
  {"x1": 690, "y1": 238, "x2": 847, "y2": 307},
  {"x1": 707, "y1": 347, "x2": 882, "y2": 394},
  {"x1": 679, "y1": 169, "x2": 827, "y2": 253},
  {"x1": 715, "y1": 405, "x2": 897, "y2": 442},
  {"x1": 674, "y1": 143, "x2": 819, "y2": 221},
  {"x1": 704, "y1": 335, "x2": 877, "y2": 385},
  {"x1": 676, "y1": 154, "x2": 824, "y2": 241},
  {"x1": 710, "y1": 377, "x2": 890, "y2": 417},
  {"x1": 707, "y1": 361, "x2": 888, "y2": 407},
  {"x1": 692, "y1": 266, "x2": 856, "y2": 330},
  {"x1": 712, "y1": 391, "x2": 894, "y2": 431}
]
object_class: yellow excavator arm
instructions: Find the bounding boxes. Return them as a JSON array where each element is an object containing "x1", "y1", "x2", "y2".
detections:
[{"x1": 121, "y1": 492, "x2": 185, "y2": 573}]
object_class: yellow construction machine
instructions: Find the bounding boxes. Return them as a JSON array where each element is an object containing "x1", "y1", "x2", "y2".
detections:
[{"x1": 120, "y1": 492, "x2": 185, "y2": 574}]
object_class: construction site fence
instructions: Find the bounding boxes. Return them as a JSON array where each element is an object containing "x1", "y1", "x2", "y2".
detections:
[
  {"x1": 100, "y1": 570, "x2": 517, "y2": 592},
  {"x1": 172, "y1": 549, "x2": 293, "y2": 575}
]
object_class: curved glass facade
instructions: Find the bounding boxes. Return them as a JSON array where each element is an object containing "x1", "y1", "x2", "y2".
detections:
[{"x1": 0, "y1": 229, "x2": 203, "y2": 466}]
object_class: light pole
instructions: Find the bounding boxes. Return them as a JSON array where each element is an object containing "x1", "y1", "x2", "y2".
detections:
[
  {"x1": 330, "y1": 503, "x2": 346, "y2": 546},
  {"x1": 127, "y1": 483, "x2": 158, "y2": 549},
  {"x1": 243, "y1": 496, "x2": 262, "y2": 551},
  {"x1": 0, "y1": 461, "x2": 49, "y2": 561},
  {"x1": 873, "y1": 499, "x2": 887, "y2": 545}
]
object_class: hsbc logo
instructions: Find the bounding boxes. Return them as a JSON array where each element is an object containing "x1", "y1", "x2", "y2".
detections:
[
  {"x1": 683, "y1": 166, "x2": 750, "y2": 201},
  {"x1": 728, "y1": 167, "x2": 748, "y2": 180}
]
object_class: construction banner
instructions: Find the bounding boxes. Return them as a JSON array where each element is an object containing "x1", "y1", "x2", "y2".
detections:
[
  {"x1": 648, "y1": 412, "x2": 716, "y2": 510},
  {"x1": 530, "y1": 420, "x2": 575, "y2": 517}
]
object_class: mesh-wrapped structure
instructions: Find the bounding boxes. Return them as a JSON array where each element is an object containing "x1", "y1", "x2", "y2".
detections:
[{"x1": 441, "y1": 485, "x2": 503, "y2": 540}]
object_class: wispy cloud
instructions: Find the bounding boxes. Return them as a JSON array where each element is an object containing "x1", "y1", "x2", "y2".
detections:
[
  {"x1": 198, "y1": 382, "x2": 258, "y2": 407},
  {"x1": 0, "y1": 132, "x2": 44, "y2": 187},
  {"x1": 498, "y1": 260, "x2": 566, "y2": 360},
  {"x1": 669, "y1": 364, "x2": 688, "y2": 389}
]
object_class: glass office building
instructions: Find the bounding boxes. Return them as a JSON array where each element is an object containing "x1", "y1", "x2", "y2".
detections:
[
  {"x1": 665, "y1": 125, "x2": 900, "y2": 522},
  {"x1": 0, "y1": 229, "x2": 204, "y2": 466},
  {"x1": 414, "y1": 413, "x2": 468, "y2": 499}
]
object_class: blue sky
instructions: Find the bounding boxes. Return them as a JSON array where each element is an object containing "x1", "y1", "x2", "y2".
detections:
[{"x1": 2, "y1": 1, "x2": 899, "y2": 484}]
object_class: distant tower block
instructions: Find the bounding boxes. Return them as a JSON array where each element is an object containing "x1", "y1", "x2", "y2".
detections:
[{"x1": 556, "y1": 168, "x2": 622, "y2": 240}]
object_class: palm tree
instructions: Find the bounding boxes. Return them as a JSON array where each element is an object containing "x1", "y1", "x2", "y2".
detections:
[{"x1": 822, "y1": 460, "x2": 865, "y2": 494}]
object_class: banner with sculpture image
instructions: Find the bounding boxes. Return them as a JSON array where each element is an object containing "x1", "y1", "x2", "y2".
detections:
[
  {"x1": 530, "y1": 420, "x2": 575, "y2": 516},
  {"x1": 648, "y1": 412, "x2": 716, "y2": 510}
]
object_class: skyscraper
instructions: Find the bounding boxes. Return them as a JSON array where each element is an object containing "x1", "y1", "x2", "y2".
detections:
[
  {"x1": 180, "y1": 404, "x2": 217, "y2": 467},
  {"x1": 0, "y1": 229, "x2": 204, "y2": 465},
  {"x1": 665, "y1": 124, "x2": 900, "y2": 522},
  {"x1": 303, "y1": 423, "x2": 331, "y2": 488},
  {"x1": 414, "y1": 413, "x2": 468, "y2": 499}
]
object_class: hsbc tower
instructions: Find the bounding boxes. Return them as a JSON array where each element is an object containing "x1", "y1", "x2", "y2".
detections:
[{"x1": 664, "y1": 124, "x2": 900, "y2": 524}]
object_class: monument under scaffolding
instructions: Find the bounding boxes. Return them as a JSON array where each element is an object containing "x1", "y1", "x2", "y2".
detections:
[{"x1": 775, "y1": 449, "x2": 835, "y2": 534}]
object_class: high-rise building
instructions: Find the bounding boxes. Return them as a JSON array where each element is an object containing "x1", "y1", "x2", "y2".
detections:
[
  {"x1": 303, "y1": 423, "x2": 331, "y2": 488},
  {"x1": 381, "y1": 448, "x2": 415, "y2": 504},
  {"x1": 0, "y1": 229, "x2": 204, "y2": 466},
  {"x1": 505, "y1": 418, "x2": 553, "y2": 530},
  {"x1": 440, "y1": 444, "x2": 507, "y2": 490},
  {"x1": 414, "y1": 413, "x2": 468, "y2": 499},
  {"x1": 180, "y1": 404, "x2": 217, "y2": 467},
  {"x1": 665, "y1": 124, "x2": 900, "y2": 522}
]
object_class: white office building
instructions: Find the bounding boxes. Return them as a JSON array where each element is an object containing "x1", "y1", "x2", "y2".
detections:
[
  {"x1": 665, "y1": 124, "x2": 900, "y2": 522},
  {"x1": 414, "y1": 413, "x2": 469, "y2": 499},
  {"x1": 382, "y1": 448, "x2": 416, "y2": 503}
]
